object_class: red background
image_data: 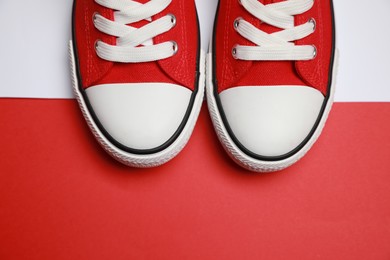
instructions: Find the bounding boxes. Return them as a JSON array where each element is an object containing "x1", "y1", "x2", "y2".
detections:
[{"x1": 1, "y1": 99, "x2": 390, "y2": 259}]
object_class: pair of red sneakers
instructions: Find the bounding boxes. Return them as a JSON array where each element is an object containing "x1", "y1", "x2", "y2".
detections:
[{"x1": 70, "y1": 0, "x2": 337, "y2": 172}]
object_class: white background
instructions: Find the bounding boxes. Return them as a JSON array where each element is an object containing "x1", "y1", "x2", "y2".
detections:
[{"x1": 0, "y1": 0, "x2": 389, "y2": 101}]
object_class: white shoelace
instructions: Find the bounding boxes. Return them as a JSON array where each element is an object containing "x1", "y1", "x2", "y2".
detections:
[
  {"x1": 93, "y1": 0, "x2": 177, "y2": 63},
  {"x1": 233, "y1": 0, "x2": 316, "y2": 61}
]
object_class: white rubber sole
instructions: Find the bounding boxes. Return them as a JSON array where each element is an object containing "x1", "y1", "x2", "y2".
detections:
[
  {"x1": 206, "y1": 47, "x2": 339, "y2": 172},
  {"x1": 69, "y1": 41, "x2": 206, "y2": 168}
]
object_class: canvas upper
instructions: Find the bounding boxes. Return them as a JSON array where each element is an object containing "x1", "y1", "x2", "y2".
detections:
[{"x1": 73, "y1": 0, "x2": 199, "y2": 91}]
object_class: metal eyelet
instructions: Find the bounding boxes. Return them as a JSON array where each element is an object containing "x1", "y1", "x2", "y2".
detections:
[
  {"x1": 308, "y1": 17, "x2": 316, "y2": 31},
  {"x1": 234, "y1": 17, "x2": 242, "y2": 30},
  {"x1": 168, "y1": 13, "x2": 177, "y2": 27},
  {"x1": 92, "y1": 12, "x2": 99, "y2": 24},
  {"x1": 312, "y1": 45, "x2": 317, "y2": 59},
  {"x1": 94, "y1": 40, "x2": 101, "y2": 51},
  {"x1": 171, "y1": 41, "x2": 179, "y2": 54},
  {"x1": 232, "y1": 45, "x2": 238, "y2": 59}
]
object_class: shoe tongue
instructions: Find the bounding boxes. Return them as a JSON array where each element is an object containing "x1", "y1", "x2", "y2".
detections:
[
  {"x1": 235, "y1": 0, "x2": 306, "y2": 90},
  {"x1": 258, "y1": 0, "x2": 290, "y2": 34},
  {"x1": 111, "y1": 0, "x2": 155, "y2": 47}
]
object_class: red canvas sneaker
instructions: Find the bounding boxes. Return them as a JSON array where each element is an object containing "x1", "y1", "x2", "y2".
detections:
[
  {"x1": 69, "y1": 0, "x2": 205, "y2": 167},
  {"x1": 207, "y1": 0, "x2": 338, "y2": 172}
]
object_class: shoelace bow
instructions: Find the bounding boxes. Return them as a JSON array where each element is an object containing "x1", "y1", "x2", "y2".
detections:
[
  {"x1": 233, "y1": 0, "x2": 316, "y2": 61},
  {"x1": 93, "y1": 0, "x2": 177, "y2": 63}
]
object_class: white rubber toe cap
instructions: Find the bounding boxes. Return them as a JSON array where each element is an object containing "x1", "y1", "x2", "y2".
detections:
[
  {"x1": 85, "y1": 83, "x2": 192, "y2": 151},
  {"x1": 219, "y1": 86, "x2": 325, "y2": 157}
]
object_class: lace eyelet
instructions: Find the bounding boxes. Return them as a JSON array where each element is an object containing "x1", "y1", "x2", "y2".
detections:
[
  {"x1": 92, "y1": 12, "x2": 99, "y2": 24},
  {"x1": 168, "y1": 13, "x2": 177, "y2": 27},
  {"x1": 312, "y1": 45, "x2": 317, "y2": 59},
  {"x1": 232, "y1": 45, "x2": 238, "y2": 59},
  {"x1": 308, "y1": 17, "x2": 316, "y2": 31},
  {"x1": 171, "y1": 41, "x2": 179, "y2": 55},
  {"x1": 234, "y1": 17, "x2": 242, "y2": 30},
  {"x1": 94, "y1": 40, "x2": 101, "y2": 51}
]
